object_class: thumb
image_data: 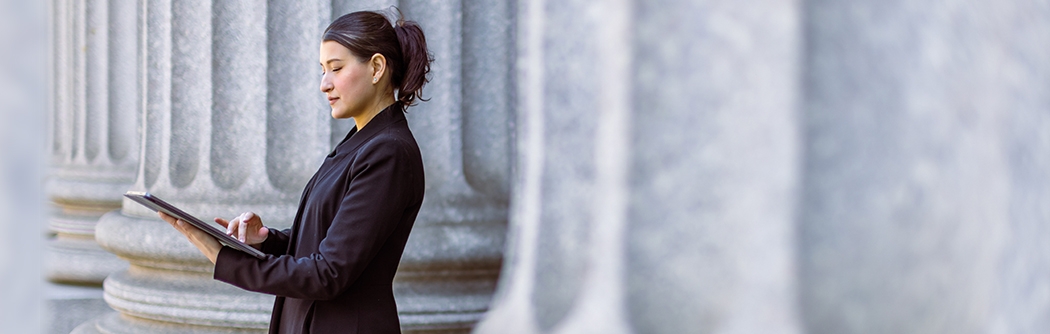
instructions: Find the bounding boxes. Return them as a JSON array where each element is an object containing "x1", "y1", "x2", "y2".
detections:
[{"x1": 214, "y1": 217, "x2": 229, "y2": 227}]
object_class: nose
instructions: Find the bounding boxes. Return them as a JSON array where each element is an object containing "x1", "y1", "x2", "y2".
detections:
[{"x1": 320, "y1": 73, "x2": 332, "y2": 93}]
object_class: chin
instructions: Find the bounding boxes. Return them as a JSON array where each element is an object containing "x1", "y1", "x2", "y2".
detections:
[{"x1": 330, "y1": 109, "x2": 351, "y2": 119}]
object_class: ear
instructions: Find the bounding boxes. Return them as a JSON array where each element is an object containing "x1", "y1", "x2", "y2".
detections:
[{"x1": 369, "y1": 53, "x2": 387, "y2": 84}]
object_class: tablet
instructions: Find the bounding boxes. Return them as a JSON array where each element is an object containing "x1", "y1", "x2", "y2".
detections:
[{"x1": 124, "y1": 191, "x2": 266, "y2": 259}]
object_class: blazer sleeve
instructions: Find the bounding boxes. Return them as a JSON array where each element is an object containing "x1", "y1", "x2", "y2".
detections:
[
  {"x1": 258, "y1": 228, "x2": 290, "y2": 255},
  {"x1": 213, "y1": 137, "x2": 416, "y2": 300}
]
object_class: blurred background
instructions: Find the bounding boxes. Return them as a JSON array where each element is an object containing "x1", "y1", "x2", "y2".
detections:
[
  {"x1": 0, "y1": 0, "x2": 47, "y2": 333},
  {"x1": 4, "y1": 0, "x2": 1050, "y2": 333}
]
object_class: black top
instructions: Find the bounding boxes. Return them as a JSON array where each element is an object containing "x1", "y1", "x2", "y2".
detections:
[{"x1": 214, "y1": 103, "x2": 425, "y2": 334}]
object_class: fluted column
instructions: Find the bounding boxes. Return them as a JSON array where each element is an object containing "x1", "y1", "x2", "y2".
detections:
[
  {"x1": 476, "y1": 0, "x2": 802, "y2": 333},
  {"x1": 75, "y1": 1, "x2": 332, "y2": 332},
  {"x1": 388, "y1": 0, "x2": 514, "y2": 332},
  {"x1": 46, "y1": 0, "x2": 138, "y2": 284},
  {"x1": 798, "y1": 0, "x2": 1050, "y2": 332}
]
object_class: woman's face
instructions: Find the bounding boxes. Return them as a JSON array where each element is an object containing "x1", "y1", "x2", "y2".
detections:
[{"x1": 319, "y1": 41, "x2": 375, "y2": 119}]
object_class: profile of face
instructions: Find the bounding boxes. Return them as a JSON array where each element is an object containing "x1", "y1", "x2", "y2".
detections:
[{"x1": 319, "y1": 41, "x2": 379, "y2": 119}]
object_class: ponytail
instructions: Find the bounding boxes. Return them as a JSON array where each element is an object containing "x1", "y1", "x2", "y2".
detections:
[
  {"x1": 393, "y1": 18, "x2": 433, "y2": 106},
  {"x1": 323, "y1": 9, "x2": 433, "y2": 109}
]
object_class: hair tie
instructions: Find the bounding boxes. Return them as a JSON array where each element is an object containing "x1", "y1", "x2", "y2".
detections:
[{"x1": 381, "y1": 5, "x2": 406, "y2": 28}]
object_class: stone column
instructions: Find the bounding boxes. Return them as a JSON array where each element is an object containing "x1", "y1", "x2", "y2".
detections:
[
  {"x1": 476, "y1": 0, "x2": 802, "y2": 333},
  {"x1": 798, "y1": 0, "x2": 1050, "y2": 332},
  {"x1": 395, "y1": 0, "x2": 515, "y2": 332},
  {"x1": 480, "y1": 0, "x2": 797, "y2": 331},
  {"x1": 74, "y1": 1, "x2": 332, "y2": 332},
  {"x1": 46, "y1": 0, "x2": 137, "y2": 285}
]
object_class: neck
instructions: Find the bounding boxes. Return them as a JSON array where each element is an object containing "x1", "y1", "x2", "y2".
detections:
[{"x1": 353, "y1": 95, "x2": 396, "y2": 130}]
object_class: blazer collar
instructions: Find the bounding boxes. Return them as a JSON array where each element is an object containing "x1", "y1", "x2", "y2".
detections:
[{"x1": 328, "y1": 102, "x2": 406, "y2": 157}]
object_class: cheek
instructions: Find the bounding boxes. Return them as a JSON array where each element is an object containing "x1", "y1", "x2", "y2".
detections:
[{"x1": 334, "y1": 72, "x2": 367, "y2": 96}]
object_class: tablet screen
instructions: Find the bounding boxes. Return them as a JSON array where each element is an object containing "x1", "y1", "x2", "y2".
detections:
[{"x1": 124, "y1": 191, "x2": 266, "y2": 259}]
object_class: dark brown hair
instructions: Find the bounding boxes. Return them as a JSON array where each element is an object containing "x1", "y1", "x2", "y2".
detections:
[{"x1": 323, "y1": 9, "x2": 433, "y2": 107}]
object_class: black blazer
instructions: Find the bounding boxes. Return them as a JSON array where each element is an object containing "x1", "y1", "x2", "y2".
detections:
[{"x1": 214, "y1": 103, "x2": 425, "y2": 333}]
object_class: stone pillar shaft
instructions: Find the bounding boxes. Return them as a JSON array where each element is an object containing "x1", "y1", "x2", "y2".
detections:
[
  {"x1": 47, "y1": 0, "x2": 138, "y2": 285},
  {"x1": 392, "y1": 0, "x2": 514, "y2": 331},
  {"x1": 480, "y1": 0, "x2": 1050, "y2": 333},
  {"x1": 798, "y1": 0, "x2": 1048, "y2": 332},
  {"x1": 476, "y1": 0, "x2": 802, "y2": 333},
  {"x1": 79, "y1": 1, "x2": 332, "y2": 332}
]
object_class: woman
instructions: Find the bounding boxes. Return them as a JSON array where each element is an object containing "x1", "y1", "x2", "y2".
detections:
[{"x1": 159, "y1": 9, "x2": 431, "y2": 333}]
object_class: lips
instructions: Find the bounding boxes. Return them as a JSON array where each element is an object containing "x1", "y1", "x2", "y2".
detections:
[{"x1": 327, "y1": 96, "x2": 339, "y2": 105}]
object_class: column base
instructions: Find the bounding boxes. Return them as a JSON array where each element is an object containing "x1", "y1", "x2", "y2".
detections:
[
  {"x1": 72, "y1": 311, "x2": 477, "y2": 334},
  {"x1": 46, "y1": 282, "x2": 114, "y2": 334},
  {"x1": 47, "y1": 202, "x2": 127, "y2": 285},
  {"x1": 102, "y1": 268, "x2": 274, "y2": 330},
  {"x1": 394, "y1": 270, "x2": 497, "y2": 333},
  {"x1": 72, "y1": 312, "x2": 264, "y2": 334},
  {"x1": 47, "y1": 237, "x2": 128, "y2": 284}
]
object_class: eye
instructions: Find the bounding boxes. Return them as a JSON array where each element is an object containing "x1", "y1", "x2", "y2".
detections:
[{"x1": 332, "y1": 67, "x2": 342, "y2": 72}]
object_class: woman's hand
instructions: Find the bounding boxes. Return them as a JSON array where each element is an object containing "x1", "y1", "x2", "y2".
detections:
[
  {"x1": 216, "y1": 212, "x2": 269, "y2": 248},
  {"x1": 158, "y1": 212, "x2": 222, "y2": 264}
]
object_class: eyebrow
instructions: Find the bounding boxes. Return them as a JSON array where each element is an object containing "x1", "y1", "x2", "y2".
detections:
[{"x1": 320, "y1": 58, "x2": 343, "y2": 66}]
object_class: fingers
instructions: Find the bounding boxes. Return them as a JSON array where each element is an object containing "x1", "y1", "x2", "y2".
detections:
[
  {"x1": 160, "y1": 212, "x2": 191, "y2": 234},
  {"x1": 224, "y1": 212, "x2": 249, "y2": 237},
  {"x1": 237, "y1": 212, "x2": 255, "y2": 243},
  {"x1": 239, "y1": 218, "x2": 248, "y2": 243},
  {"x1": 216, "y1": 217, "x2": 236, "y2": 237},
  {"x1": 227, "y1": 217, "x2": 238, "y2": 236},
  {"x1": 160, "y1": 213, "x2": 219, "y2": 263},
  {"x1": 219, "y1": 212, "x2": 256, "y2": 241},
  {"x1": 209, "y1": 212, "x2": 262, "y2": 243},
  {"x1": 158, "y1": 211, "x2": 175, "y2": 224},
  {"x1": 159, "y1": 212, "x2": 183, "y2": 231},
  {"x1": 235, "y1": 212, "x2": 248, "y2": 240}
]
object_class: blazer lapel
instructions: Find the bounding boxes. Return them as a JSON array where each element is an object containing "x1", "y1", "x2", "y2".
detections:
[{"x1": 332, "y1": 103, "x2": 406, "y2": 157}]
